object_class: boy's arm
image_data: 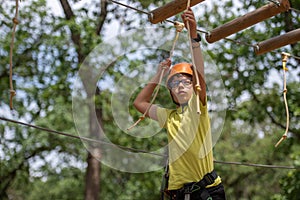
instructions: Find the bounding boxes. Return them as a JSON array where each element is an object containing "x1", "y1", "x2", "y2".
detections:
[
  {"x1": 182, "y1": 8, "x2": 207, "y2": 105},
  {"x1": 133, "y1": 59, "x2": 171, "y2": 121}
]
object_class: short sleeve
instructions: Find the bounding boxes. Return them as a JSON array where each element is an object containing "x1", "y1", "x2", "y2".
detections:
[{"x1": 156, "y1": 106, "x2": 168, "y2": 128}]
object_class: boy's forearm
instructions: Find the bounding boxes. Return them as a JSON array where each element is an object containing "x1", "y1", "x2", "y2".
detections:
[
  {"x1": 192, "y1": 42, "x2": 205, "y2": 80},
  {"x1": 133, "y1": 73, "x2": 160, "y2": 108}
]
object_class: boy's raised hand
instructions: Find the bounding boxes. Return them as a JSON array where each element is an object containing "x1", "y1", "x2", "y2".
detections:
[{"x1": 181, "y1": 7, "x2": 197, "y2": 39}]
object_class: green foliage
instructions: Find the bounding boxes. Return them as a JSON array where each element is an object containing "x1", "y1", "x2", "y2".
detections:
[
  {"x1": 100, "y1": 165, "x2": 163, "y2": 200},
  {"x1": 272, "y1": 149, "x2": 300, "y2": 200},
  {"x1": 25, "y1": 167, "x2": 85, "y2": 200}
]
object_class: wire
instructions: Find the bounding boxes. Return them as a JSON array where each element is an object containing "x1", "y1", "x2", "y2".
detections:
[
  {"x1": 107, "y1": 0, "x2": 150, "y2": 15},
  {"x1": 1, "y1": 116, "x2": 298, "y2": 170},
  {"x1": 289, "y1": 54, "x2": 300, "y2": 60},
  {"x1": 290, "y1": 7, "x2": 300, "y2": 14},
  {"x1": 214, "y1": 160, "x2": 297, "y2": 170},
  {"x1": 0, "y1": 116, "x2": 164, "y2": 157}
]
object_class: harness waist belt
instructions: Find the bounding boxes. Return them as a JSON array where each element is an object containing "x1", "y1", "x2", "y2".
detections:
[{"x1": 180, "y1": 170, "x2": 218, "y2": 194}]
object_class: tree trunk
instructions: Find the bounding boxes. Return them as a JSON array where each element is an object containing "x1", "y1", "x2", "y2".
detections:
[
  {"x1": 84, "y1": 87, "x2": 103, "y2": 200},
  {"x1": 84, "y1": 149, "x2": 101, "y2": 200}
]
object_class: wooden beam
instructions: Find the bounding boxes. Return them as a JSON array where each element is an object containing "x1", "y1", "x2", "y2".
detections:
[
  {"x1": 205, "y1": 0, "x2": 290, "y2": 43},
  {"x1": 254, "y1": 28, "x2": 300, "y2": 55},
  {"x1": 149, "y1": 0, "x2": 205, "y2": 24}
]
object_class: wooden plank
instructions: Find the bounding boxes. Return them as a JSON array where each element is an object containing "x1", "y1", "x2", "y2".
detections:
[
  {"x1": 255, "y1": 28, "x2": 300, "y2": 55},
  {"x1": 205, "y1": 0, "x2": 290, "y2": 43},
  {"x1": 149, "y1": 0, "x2": 205, "y2": 24}
]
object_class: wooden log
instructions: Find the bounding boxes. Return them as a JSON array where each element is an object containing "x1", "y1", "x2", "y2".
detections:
[
  {"x1": 254, "y1": 28, "x2": 300, "y2": 55},
  {"x1": 149, "y1": 0, "x2": 205, "y2": 24},
  {"x1": 205, "y1": 0, "x2": 290, "y2": 43}
]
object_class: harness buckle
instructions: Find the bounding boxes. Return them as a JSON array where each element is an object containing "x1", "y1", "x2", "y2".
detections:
[
  {"x1": 183, "y1": 184, "x2": 192, "y2": 200},
  {"x1": 184, "y1": 193, "x2": 190, "y2": 200}
]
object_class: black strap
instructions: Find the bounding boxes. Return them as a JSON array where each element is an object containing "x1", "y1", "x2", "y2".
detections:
[
  {"x1": 178, "y1": 171, "x2": 218, "y2": 196},
  {"x1": 196, "y1": 170, "x2": 218, "y2": 188},
  {"x1": 192, "y1": 33, "x2": 202, "y2": 42},
  {"x1": 166, "y1": 171, "x2": 218, "y2": 200},
  {"x1": 160, "y1": 162, "x2": 170, "y2": 200}
]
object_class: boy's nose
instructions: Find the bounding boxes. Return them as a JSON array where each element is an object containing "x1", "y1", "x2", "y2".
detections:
[{"x1": 178, "y1": 81, "x2": 185, "y2": 87}]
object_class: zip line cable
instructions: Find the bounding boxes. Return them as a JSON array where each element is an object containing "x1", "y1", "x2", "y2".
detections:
[
  {"x1": 0, "y1": 116, "x2": 298, "y2": 170},
  {"x1": 107, "y1": 0, "x2": 150, "y2": 16},
  {"x1": 290, "y1": 7, "x2": 300, "y2": 14},
  {"x1": 214, "y1": 160, "x2": 297, "y2": 170},
  {"x1": 0, "y1": 116, "x2": 164, "y2": 157}
]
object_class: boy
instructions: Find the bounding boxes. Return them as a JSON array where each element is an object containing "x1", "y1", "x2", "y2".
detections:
[{"x1": 133, "y1": 8, "x2": 226, "y2": 200}]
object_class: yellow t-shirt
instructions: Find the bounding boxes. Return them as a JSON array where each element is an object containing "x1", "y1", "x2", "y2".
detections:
[{"x1": 157, "y1": 93, "x2": 221, "y2": 190}]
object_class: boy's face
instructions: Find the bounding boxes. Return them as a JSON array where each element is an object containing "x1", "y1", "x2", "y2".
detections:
[{"x1": 169, "y1": 74, "x2": 193, "y2": 105}]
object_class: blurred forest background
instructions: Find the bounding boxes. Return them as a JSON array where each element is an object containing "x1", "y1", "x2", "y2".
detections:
[{"x1": 1, "y1": 0, "x2": 299, "y2": 199}]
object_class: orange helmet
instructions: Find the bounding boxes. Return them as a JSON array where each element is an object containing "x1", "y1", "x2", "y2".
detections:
[{"x1": 166, "y1": 62, "x2": 193, "y2": 87}]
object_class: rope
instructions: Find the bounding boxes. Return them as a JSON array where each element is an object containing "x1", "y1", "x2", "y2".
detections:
[
  {"x1": 126, "y1": 64, "x2": 166, "y2": 131},
  {"x1": 1, "y1": 116, "x2": 298, "y2": 170},
  {"x1": 275, "y1": 52, "x2": 290, "y2": 147},
  {"x1": 9, "y1": 0, "x2": 20, "y2": 110},
  {"x1": 127, "y1": 21, "x2": 185, "y2": 130},
  {"x1": 185, "y1": 0, "x2": 202, "y2": 114}
]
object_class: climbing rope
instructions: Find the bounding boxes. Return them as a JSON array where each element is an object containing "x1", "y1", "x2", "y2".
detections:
[
  {"x1": 185, "y1": 0, "x2": 202, "y2": 114},
  {"x1": 275, "y1": 52, "x2": 290, "y2": 147},
  {"x1": 9, "y1": 0, "x2": 20, "y2": 110},
  {"x1": 127, "y1": 21, "x2": 185, "y2": 131},
  {"x1": 128, "y1": 0, "x2": 203, "y2": 129}
]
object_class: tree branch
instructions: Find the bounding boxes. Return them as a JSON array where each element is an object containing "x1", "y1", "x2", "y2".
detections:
[
  {"x1": 59, "y1": 0, "x2": 84, "y2": 63},
  {"x1": 96, "y1": 0, "x2": 108, "y2": 35},
  {"x1": 59, "y1": 0, "x2": 74, "y2": 20},
  {"x1": 0, "y1": 146, "x2": 51, "y2": 198}
]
